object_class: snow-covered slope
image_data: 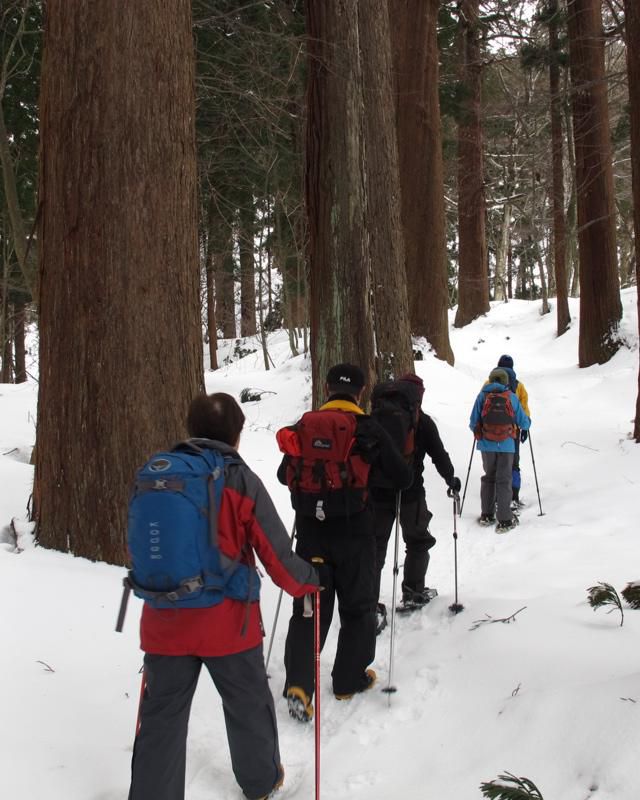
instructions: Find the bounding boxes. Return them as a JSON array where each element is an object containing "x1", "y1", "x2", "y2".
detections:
[{"x1": 1, "y1": 291, "x2": 639, "y2": 800}]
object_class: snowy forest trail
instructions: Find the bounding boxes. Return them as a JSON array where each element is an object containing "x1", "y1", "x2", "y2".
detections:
[{"x1": 1, "y1": 292, "x2": 639, "y2": 800}]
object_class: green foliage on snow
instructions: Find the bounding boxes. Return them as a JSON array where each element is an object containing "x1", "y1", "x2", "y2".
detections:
[
  {"x1": 587, "y1": 582, "x2": 624, "y2": 627},
  {"x1": 480, "y1": 771, "x2": 544, "y2": 800}
]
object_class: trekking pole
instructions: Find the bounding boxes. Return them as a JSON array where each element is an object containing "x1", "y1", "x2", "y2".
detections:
[
  {"x1": 459, "y1": 438, "x2": 476, "y2": 515},
  {"x1": 135, "y1": 668, "x2": 147, "y2": 739},
  {"x1": 314, "y1": 588, "x2": 321, "y2": 800},
  {"x1": 447, "y1": 490, "x2": 464, "y2": 614},
  {"x1": 382, "y1": 491, "x2": 402, "y2": 697},
  {"x1": 265, "y1": 521, "x2": 297, "y2": 676},
  {"x1": 528, "y1": 432, "x2": 545, "y2": 517}
]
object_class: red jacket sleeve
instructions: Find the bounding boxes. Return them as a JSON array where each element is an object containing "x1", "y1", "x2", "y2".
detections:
[{"x1": 224, "y1": 465, "x2": 319, "y2": 597}]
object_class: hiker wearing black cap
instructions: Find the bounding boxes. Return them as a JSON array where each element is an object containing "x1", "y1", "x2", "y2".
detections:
[
  {"x1": 496, "y1": 355, "x2": 530, "y2": 507},
  {"x1": 470, "y1": 367, "x2": 531, "y2": 533},
  {"x1": 276, "y1": 363, "x2": 411, "y2": 721},
  {"x1": 371, "y1": 373, "x2": 460, "y2": 622}
]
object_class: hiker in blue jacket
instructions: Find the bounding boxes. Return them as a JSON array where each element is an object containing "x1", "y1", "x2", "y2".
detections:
[{"x1": 469, "y1": 367, "x2": 531, "y2": 533}]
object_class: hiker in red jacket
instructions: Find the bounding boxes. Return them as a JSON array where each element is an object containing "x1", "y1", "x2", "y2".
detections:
[
  {"x1": 129, "y1": 393, "x2": 319, "y2": 800},
  {"x1": 276, "y1": 364, "x2": 411, "y2": 722}
]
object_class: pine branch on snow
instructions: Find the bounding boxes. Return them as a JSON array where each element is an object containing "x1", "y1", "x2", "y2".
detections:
[
  {"x1": 621, "y1": 581, "x2": 640, "y2": 610},
  {"x1": 587, "y1": 582, "x2": 624, "y2": 626},
  {"x1": 479, "y1": 771, "x2": 544, "y2": 799}
]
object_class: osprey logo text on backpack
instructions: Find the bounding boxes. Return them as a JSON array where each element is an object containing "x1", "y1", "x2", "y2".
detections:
[
  {"x1": 478, "y1": 391, "x2": 516, "y2": 442},
  {"x1": 276, "y1": 410, "x2": 370, "y2": 520},
  {"x1": 116, "y1": 443, "x2": 260, "y2": 630}
]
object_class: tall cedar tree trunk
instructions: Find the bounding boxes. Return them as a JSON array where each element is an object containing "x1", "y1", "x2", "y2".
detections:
[
  {"x1": 238, "y1": 195, "x2": 257, "y2": 337},
  {"x1": 359, "y1": 3, "x2": 413, "y2": 380},
  {"x1": 530, "y1": 172, "x2": 550, "y2": 314},
  {"x1": 389, "y1": 0, "x2": 454, "y2": 363},
  {"x1": 454, "y1": 0, "x2": 490, "y2": 328},
  {"x1": 494, "y1": 199, "x2": 511, "y2": 301},
  {"x1": 215, "y1": 229, "x2": 236, "y2": 340},
  {"x1": 566, "y1": 0, "x2": 621, "y2": 366},
  {"x1": 13, "y1": 298, "x2": 27, "y2": 382},
  {"x1": 1, "y1": 299, "x2": 11, "y2": 382},
  {"x1": 35, "y1": 0, "x2": 203, "y2": 564},
  {"x1": 563, "y1": 81, "x2": 580, "y2": 297},
  {"x1": 624, "y1": 0, "x2": 640, "y2": 441},
  {"x1": 0, "y1": 100, "x2": 34, "y2": 298},
  {"x1": 305, "y1": 1, "x2": 375, "y2": 408},
  {"x1": 549, "y1": 0, "x2": 571, "y2": 336},
  {"x1": 205, "y1": 197, "x2": 219, "y2": 370}
]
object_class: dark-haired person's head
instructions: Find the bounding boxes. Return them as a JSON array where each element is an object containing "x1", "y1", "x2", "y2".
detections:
[
  {"x1": 325, "y1": 363, "x2": 366, "y2": 400},
  {"x1": 187, "y1": 392, "x2": 245, "y2": 447}
]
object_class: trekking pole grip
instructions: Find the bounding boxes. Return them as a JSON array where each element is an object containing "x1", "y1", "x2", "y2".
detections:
[{"x1": 303, "y1": 593, "x2": 313, "y2": 617}]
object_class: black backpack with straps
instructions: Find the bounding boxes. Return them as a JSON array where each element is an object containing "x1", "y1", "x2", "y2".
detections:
[{"x1": 370, "y1": 380, "x2": 422, "y2": 488}]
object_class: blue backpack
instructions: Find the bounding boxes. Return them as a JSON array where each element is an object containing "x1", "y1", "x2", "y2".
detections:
[{"x1": 115, "y1": 442, "x2": 260, "y2": 631}]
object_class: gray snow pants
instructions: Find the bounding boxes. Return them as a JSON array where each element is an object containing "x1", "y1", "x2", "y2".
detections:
[
  {"x1": 128, "y1": 645, "x2": 280, "y2": 800},
  {"x1": 480, "y1": 451, "x2": 514, "y2": 522}
]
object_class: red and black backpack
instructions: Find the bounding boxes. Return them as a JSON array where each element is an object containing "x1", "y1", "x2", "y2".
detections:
[
  {"x1": 276, "y1": 409, "x2": 370, "y2": 520},
  {"x1": 478, "y1": 390, "x2": 516, "y2": 442}
]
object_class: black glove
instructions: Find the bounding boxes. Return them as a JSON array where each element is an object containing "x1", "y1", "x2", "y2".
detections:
[
  {"x1": 520, "y1": 430, "x2": 528, "y2": 443},
  {"x1": 448, "y1": 476, "x2": 461, "y2": 493}
]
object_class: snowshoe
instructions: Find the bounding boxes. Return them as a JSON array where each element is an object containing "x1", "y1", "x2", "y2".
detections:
[
  {"x1": 478, "y1": 513, "x2": 496, "y2": 526},
  {"x1": 286, "y1": 687, "x2": 313, "y2": 722},
  {"x1": 396, "y1": 587, "x2": 438, "y2": 613},
  {"x1": 496, "y1": 516, "x2": 519, "y2": 534}
]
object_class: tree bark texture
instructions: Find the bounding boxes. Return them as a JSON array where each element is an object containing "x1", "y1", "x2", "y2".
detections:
[
  {"x1": 205, "y1": 198, "x2": 219, "y2": 370},
  {"x1": 35, "y1": 0, "x2": 203, "y2": 564},
  {"x1": 566, "y1": 0, "x2": 621, "y2": 366},
  {"x1": 388, "y1": 0, "x2": 454, "y2": 363},
  {"x1": 454, "y1": 0, "x2": 490, "y2": 328},
  {"x1": 494, "y1": 200, "x2": 511, "y2": 302},
  {"x1": 1, "y1": 295, "x2": 11, "y2": 382},
  {"x1": 305, "y1": 0, "x2": 375, "y2": 408},
  {"x1": 238, "y1": 195, "x2": 257, "y2": 337},
  {"x1": 214, "y1": 231, "x2": 236, "y2": 340},
  {"x1": 359, "y1": 2, "x2": 413, "y2": 380},
  {"x1": 0, "y1": 98, "x2": 34, "y2": 298},
  {"x1": 549, "y1": 0, "x2": 571, "y2": 336},
  {"x1": 13, "y1": 298, "x2": 26, "y2": 382},
  {"x1": 623, "y1": 0, "x2": 640, "y2": 440}
]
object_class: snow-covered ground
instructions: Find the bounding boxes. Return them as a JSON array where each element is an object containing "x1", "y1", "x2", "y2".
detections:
[{"x1": 1, "y1": 291, "x2": 639, "y2": 800}]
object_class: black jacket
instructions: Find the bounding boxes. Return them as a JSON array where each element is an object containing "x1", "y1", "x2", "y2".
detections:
[{"x1": 371, "y1": 410, "x2": 454, "y2": 506}]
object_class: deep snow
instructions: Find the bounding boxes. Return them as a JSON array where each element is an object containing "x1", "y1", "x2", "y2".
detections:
[{"x1": 1, "y1": 291, "x2": 639, "y2": 800}]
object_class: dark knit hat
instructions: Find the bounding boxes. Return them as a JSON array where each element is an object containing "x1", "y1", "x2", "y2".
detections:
[
  {"x1": 326, "y1": 363, "x2": 365, "y2": 391},
  {"x1": 498, "y1": 354, "x2": 514, "y2": 369},
  {"x1": 399, "y1": 373, "x2": 425, "y2": 398},
  {"x1": 489, "y1": 368, "x2": 509, "y2": 386}
]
